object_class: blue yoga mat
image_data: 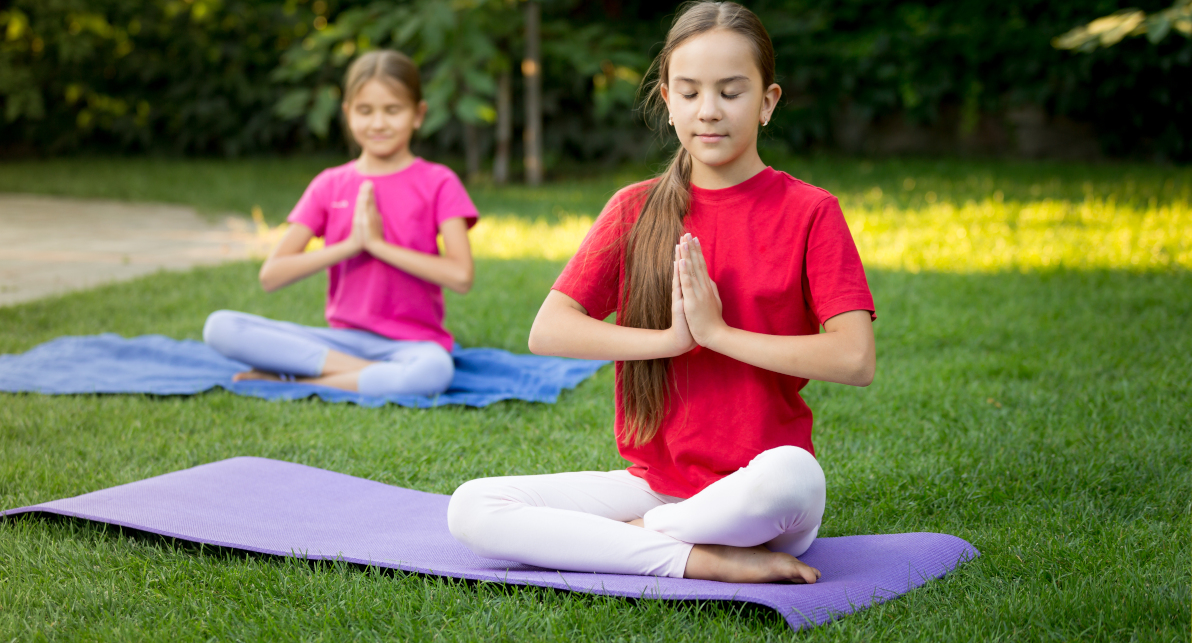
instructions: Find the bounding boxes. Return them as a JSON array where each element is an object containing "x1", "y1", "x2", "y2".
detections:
[{"x1": 0, "y1": 334, "x2": 608, "y2": 407}]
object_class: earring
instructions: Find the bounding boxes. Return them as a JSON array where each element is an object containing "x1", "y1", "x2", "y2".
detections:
[
  {"x1": 668, "y1": 114, "x2": 674, "y2": 126},
  {"x1": 762, "y1": 118, "x2": 769, "y2": 127}
]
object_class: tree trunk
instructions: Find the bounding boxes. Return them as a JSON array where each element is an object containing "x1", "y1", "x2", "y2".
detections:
[
  {"x1": 522, "y1": 0, "x2": 542, "y2": 186},
  {"x1": 493, "y1": 67, "x2": 512, "y2": 185},
  {"x1": 463, "y1": 122, "x2": 481, "y2": 183}
]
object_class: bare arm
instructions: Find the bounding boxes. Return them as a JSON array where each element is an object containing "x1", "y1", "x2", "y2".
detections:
[
  {"x1": 528, "y1": 244, "x2": 696, "y2": 360},
  {"x1": 677, "y1": 234, "x2": 875, "y2": 386},
  {"x1": 258, "y1": 222, "x2": 362, "y2": 292},
  {"x1": 353, "y1": 180, "x2": 473, "y2": 294},
  {"x1": 364, "y1": 217, "x2": 474, "y2": 294}
]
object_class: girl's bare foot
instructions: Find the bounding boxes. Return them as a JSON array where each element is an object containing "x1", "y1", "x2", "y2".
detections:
[
  {"x1": 232, "y1": 369, "x2": 282, "y2": 383},
  {"x1": 684, "y1": 544, "x2": 821, "y2": 584}
]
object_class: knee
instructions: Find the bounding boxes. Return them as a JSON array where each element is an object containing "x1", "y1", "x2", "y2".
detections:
[
  {"x1": 416, "y1": 344, "x2": 455, "y2": 393},
  {"x1": 446, "y1": 478, "x2": 496, "y2": 551},
  {"x1": 747, "y1": 446, "x2": 825, "y2": 516},
  {"x1": 202, "y1": 310, "x2": 242, "y2": 351},
  {"x1": 382, "y1": 343, "x2": 453, "y2": 396},
  {"x1": 359, "y1": 346, "x2": 454, "y2": 397}
]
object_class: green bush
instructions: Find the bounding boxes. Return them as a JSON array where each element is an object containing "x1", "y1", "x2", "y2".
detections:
[
  {"x1": 753, "y1": 0, "x2": 1192, "y2": 160},
  {"x1": 1, "y1": 0, "x2": 1188, "y2": 160},
  {"x1": 0, "y1": 0, "x2": 341, "y2": 156}
]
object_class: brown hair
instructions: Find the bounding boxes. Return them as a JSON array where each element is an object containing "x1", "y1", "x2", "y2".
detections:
[
  {"x1": 619, "y1": 1, "x2": 776, "y2": 447},
  {"x1": 341, "y1": 50, "x2": 423, "y2": 148}
]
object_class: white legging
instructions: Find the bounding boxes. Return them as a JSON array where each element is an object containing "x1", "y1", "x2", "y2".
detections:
[{"x1": 447, "y1": 445, "x2": 825, "y2": 578}]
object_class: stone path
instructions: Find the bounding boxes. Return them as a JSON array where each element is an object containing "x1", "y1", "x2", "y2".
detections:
[{"x1": 0, "y1": 194, "x2": 272, "y2": 307}]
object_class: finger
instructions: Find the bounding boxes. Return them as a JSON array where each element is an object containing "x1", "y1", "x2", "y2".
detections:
[
  {"x1": 692, "y1": 237, "x2": 710, "y2": 281},
  {"x1": 672, "y1": 260, "x2": 681, "y2": 300},
  {"x1": 672, "y1": 249, "x2": 682, "y2": 297},
  {"x1": 684, "y1": 239, "x2": 705, "y2": 291},
  {"x1": 678, "y1": 257, "x2": 693, "y2": 293}
]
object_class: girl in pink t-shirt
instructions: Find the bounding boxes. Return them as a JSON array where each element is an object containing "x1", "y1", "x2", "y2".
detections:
[
  {"x1": 203, "y1": 50, "x2": 477, "y2": 397},
  {"x1": 448, "y1": 3, "x2": 875, "y2": 584}
]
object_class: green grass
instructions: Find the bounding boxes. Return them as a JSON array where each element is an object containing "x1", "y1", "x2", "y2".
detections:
[
  {"x1": 1, "y1": 155, "x2": 1187, "y2": 224},
  {"x1": 1, "y1": 157, "x2": 1190, "y2": 640}
]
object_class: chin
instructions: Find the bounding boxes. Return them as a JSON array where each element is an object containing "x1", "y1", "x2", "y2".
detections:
[
  {"x1": 364, "y1": 145, "x2": 404, "y2": 158},
  {"x1": 690, "y1": 152, "x2": 736, "y2": 168}
]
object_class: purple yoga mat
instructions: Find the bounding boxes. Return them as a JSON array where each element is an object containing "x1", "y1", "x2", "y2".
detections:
[{"x1": 2, "y1": 457, "x2": 977, "y2": 631}]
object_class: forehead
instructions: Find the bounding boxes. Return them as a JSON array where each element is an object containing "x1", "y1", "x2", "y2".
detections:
[
  {"x1": 668, "y1": 29, "x2": 760, "y2": 85},
  {"x1": 351, "y1": 77, "x2": 413, "y2": 104}
]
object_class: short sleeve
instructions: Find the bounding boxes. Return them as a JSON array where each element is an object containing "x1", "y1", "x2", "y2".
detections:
[
  {"x1": 804, "y1": 196, "x2": 876, "y2": 324},
  {"x1": 551, "y1": 188, "x2": 637, "y2": 321},
  {"x1": 433, "y1": 169, "x2": 479, "y2": 230},
  {"x1": 287, "y1": 171, "x2": 331, "y2": 237}
]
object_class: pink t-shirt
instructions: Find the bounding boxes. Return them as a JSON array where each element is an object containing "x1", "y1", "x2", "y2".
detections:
[{"x1": 287, "y1": 159, "x2": 478, "y2": 351}]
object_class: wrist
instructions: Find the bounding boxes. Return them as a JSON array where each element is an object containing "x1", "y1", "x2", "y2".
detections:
[
  {"x1": 366, "y1": 235, "x2": 392, "y2": 253},
  {"x1": 701, "y1": 323, "x2": 732, "y2": 353},
  {"x1": 334, "y1": 238, "x2": 362, "y2": 257},
  {"x1": 661, "y1": 327, "x2": 690, "y2": 358}
]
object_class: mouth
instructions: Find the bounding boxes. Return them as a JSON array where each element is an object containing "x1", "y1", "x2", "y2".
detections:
[{"x1": 695, "y1": 133, "x2": 726, "y2": 142}]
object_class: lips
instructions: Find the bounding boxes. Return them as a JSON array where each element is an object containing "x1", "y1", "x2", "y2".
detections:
[{"x1": 696, "y1": 133, "x2": 726, "y2": 141}]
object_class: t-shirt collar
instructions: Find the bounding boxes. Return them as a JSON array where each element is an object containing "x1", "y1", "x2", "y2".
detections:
[{"x1": 689, "y1": 166, "x2": 776, "y2": 203}]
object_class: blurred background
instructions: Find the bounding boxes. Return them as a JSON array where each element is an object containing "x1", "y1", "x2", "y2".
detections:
[
  {"x1": 0, "y1": 0, "x2": 1188, "y2": 303},
  {"x1": 2, "y1": 0, "x2": 1190, "y2": 169}
]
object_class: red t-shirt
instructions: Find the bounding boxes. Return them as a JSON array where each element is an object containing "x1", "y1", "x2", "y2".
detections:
[{"x1": 553, "y1": 167, "x2": 875, "y2": 498}]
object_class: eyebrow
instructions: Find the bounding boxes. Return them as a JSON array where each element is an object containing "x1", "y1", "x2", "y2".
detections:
[{"x1": 672, "y1": 75, "x2": 751, "y2": 85}]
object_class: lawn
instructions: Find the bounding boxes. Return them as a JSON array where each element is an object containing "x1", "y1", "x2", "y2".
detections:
[{"x1": 0, "y1": 156, "x2": 1189, "y2": 641}]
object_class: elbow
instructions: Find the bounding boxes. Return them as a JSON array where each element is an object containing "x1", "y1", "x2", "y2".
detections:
[
  {"x1": 446, "y1": 265, "x2": 474, "y2": 295},
  {"x1": 258, "y1": 265, "x2": 280, "y2": 293},
  {"x1": 851, "y1": 351, "x2": 876, "y2": 387},
  {"x1": 527, "y1": 315, "x2": 557, "y2": 356},
  {"x1": 527, "y1": 325, "x2": 546, "y2": 355},
  {"x1": 446, "y1": 275, "x2": 473, "y2": 295}
]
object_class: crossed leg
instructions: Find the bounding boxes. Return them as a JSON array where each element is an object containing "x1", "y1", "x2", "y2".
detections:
[{"x1": 448, "y1": 445, "x2": 825, "y2": 583}]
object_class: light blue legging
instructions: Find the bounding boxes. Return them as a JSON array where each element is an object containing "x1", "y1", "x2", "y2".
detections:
[{"x1": 202, "y1": 310, "x2": 454, "y2": 397}]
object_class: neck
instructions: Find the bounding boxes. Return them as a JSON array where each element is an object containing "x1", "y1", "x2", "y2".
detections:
[
  {"x1": 355, "y1": 148, "x2": 417, "y2": 176},
  {"x1": 689, "y1": 146, "x2": 767, "y2": 190}
]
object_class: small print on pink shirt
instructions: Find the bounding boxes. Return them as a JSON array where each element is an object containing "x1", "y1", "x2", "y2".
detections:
[{"x1": 287, "y1": 159, "x2": 479, "y2": 352}]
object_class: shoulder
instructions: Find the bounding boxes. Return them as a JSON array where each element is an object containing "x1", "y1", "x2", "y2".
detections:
[
  {"x1": 306, "y1": 162, "x2": 358, "y2": 192},
  {"x1": 601, "y1": 178, "x2": 656, "y2": 223},
  {"x1": 770, "y1": 169, "x2": 837, "y2": 209},
  {"x1": 412, "y1": 159, "x2": 465, "y2": 189}
]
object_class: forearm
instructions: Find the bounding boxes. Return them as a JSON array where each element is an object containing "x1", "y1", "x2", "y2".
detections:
[
  {"x1": 704, "y1": 324, "x2": 875, "y2": 386},
  {"x1": 529, "y1": 295, "x2": 682, "y2": 361},
  {"x1": 259, "y1": 241, "x2": 358, "y2": 292},
  {"x1": 365, "y1": 240, "x2": 473, "y2": 294}
]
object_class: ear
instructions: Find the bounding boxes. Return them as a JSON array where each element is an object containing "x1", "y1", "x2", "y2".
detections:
[
  {"x1": 760, "y1": 83, "x2": 782, "y2": 124},
  {"x1": 414, "y1": 100, "x2": 429, "y2": 130},
  {"x1": 659, "y1": 83, "x2": 671, "y2": 108},
  {"x1": 342, "y1": 101, "x2": 351, "y2": 119}
]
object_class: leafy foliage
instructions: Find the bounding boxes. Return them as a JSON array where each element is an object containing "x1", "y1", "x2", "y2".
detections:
[
  {"x1": 0, "y1": 0, "x2": 1189, "y2": 160},
  {"x1": 749, "y1": 0, "x2": 1192, "y2": 160},
  {"x1": 0, "y1": 0, "x2": 338, "y2": 156},
  {"x1": 1053, "y1": 0, "x2": 1192, "y2": 52}
]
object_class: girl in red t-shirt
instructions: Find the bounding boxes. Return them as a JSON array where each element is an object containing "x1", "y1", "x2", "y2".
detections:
[{"x1": 448, "y1": 2, "x2": 876, "y2": 584}]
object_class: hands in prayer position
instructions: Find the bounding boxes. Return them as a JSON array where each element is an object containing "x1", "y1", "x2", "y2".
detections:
[
  {"x1": 260, "y1": 179, "x2": 473, "y2": 295},
  {"x1": 347, "y1": 181, "x2": 386, "y2": 255},
  {"x1": 674, "y1": 233, "x2": 726, "y2": 349}
]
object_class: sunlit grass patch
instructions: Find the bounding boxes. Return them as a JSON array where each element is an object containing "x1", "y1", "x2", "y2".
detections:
[
  {"x1": 467, "y1": 214, "x2": 595, "y2": 261},
  {"x1": 844, "y1": 195, "x2": 1192, "y2": 272},
  {"x1": 463, "y1": 196, "x2": 1192, "y2": 271}
]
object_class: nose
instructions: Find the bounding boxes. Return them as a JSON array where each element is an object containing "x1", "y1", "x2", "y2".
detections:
[{"x1": 698, "y1": 93, "x2": 721, "y2": 123}]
